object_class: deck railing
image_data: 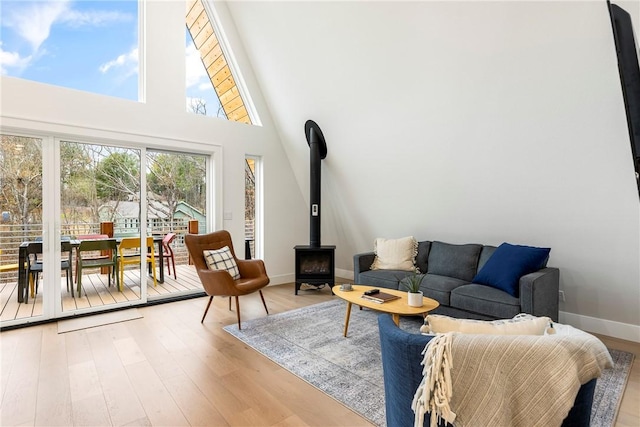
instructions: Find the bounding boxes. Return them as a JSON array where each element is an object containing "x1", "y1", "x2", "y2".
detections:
[{"x1": 0, "y1": 220, "x2": 196, "y2": 284}]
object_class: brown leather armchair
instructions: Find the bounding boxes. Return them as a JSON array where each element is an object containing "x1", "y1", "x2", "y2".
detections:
[{"x1": 185, "y1": 230, "x2": 269, "y2": 329}]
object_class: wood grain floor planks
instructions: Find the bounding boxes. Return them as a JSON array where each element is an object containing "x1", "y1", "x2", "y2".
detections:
[{"x1": 0, "y1": 283, "x2": 637, "y2": 427}]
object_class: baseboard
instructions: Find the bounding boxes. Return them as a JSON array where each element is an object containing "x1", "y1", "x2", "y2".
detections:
[
  {"x1": 559, "y1": 311, "x2": 640, "y2": 343},
  {"x1": 267, "y1": 273, "x2": 295, "y2": 286},
  {"x1": 336, "y1": 268, "x2": 354, "y2": 281},
  {"x1": 268, "y1": 270, "x2": 354, "y2": 287}
]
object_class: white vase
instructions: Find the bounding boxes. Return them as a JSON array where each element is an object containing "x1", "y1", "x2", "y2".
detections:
[{"x1": 407, "y1": 291, "x2": 423, "y2": 307}]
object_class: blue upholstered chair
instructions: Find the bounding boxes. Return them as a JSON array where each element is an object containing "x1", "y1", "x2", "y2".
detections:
[{"x1": 377, "y1": 314, "x2": 597, "y2": 427}]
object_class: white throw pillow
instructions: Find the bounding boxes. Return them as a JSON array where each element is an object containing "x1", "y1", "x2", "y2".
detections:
[
  {"x1": 421, "y1": 313, "x2": 553, "y2": 335},
  {"x1": 203, "y1": 246, "x2": 240, "y2": 279},
  {"x1": 370, "y1": 236, "x2": 418, "y2": 271}
]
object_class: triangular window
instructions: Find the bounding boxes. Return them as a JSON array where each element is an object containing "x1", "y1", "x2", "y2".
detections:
[{"x1": 186, "y1": 0, "x2": 256, "y2": 124}]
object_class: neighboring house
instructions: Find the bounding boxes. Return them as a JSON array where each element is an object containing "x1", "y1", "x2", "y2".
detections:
[
  {"x1": 174, "y1": 201, "x2": 206, "y2": 234},
  {"x1": 98, "y1": 199, "x2": 205, "y2": 235}
]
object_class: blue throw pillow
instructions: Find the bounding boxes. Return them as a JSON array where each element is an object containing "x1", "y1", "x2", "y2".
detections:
[{"x1": 472, "y1": 243, "x2": 550, "y2": 297}]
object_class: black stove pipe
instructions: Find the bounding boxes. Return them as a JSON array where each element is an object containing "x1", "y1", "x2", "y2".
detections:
[{"x1": 309, "y1": 127, "x2": 321, "y2": 247}]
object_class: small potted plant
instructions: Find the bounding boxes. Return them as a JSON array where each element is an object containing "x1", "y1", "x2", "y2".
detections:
[{"x1": 403, "y1": 272, "x2": 424, "y2": 307}]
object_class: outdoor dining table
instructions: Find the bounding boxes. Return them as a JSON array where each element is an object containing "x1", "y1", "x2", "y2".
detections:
[{"x1": 17, "y1": 235, "x2": 165, "y2": 303}]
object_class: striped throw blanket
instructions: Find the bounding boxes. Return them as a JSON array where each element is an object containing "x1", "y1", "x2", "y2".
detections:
[{"x1": 412, "y1": 327, "x2": 613, "y2": 427}]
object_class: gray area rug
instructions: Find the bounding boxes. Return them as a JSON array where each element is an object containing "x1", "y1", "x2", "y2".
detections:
[{"x1": 223, "y1": 299, "x2": 633, "y2": 427}]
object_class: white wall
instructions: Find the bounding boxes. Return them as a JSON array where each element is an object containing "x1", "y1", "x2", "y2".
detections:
[
  {"x1": 226, "y1": 1, "x2": 640, "y2": 340},
  {"x1": 0, "y1": 0, "x2": 309, "y2": 285}
]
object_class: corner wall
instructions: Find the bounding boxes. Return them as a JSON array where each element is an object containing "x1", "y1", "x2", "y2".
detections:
[{"x1": 227, "y1": 1, "x2": 640, "y2": 341}]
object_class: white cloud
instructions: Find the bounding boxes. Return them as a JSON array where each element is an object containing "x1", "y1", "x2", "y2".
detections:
[
  {"x1": 60, "y1": 9, "x2": 132, "y2": 27},
  {"x1": 3, "y1": 1, "x2": 133, "y2": 53},
  {"x1": 186, "y1": 43, "x2": 209, "y2": 90},
  {"x1": 198, "y1": 82, "x2": 214, "y2": 91},
  {"x1": 5, "y1": 0, "x2": 71, "y2": 52},
  {"x1": 0, "y1": 42, "x2": 32, "y2": 75},
  {"x1": 99, "y1": 47, "x2": 138, "y2": 75}
]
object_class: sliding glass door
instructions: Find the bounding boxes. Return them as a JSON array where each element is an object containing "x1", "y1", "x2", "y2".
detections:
[
  {"x1": 145, "y1": 150, "x2": 207, "y2": 299},
  {"x1": 60, "y1": 141, "x2": 144, "y2": 314},
  {"x1": 1, "y1": 131, "x2": 213, "y2": 327},
  {"x1": 0, "y1": 135, "x2": 45, "y2": 322}
]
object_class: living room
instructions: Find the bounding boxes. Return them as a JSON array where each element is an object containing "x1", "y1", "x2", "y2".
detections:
[{"x1": 1, "y1": 0, "x2": 638, "y2": 425}]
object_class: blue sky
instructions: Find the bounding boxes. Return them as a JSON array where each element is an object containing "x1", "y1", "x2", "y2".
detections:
[
  {"x1": 1, "y1": 0, "x2": 139, "y2": 100},
  {"x1": 1, "y1": 0, "x2": 222, "y2": 116}
]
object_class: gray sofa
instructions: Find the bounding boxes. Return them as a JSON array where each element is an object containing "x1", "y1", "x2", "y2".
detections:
[{"x1": 354, "y1": 240, "x2": 560, "y2": 321}]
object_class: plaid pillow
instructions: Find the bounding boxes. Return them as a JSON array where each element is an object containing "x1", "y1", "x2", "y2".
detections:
[{"x1": 203, "y1": 246, "x2": 240, "y2": 279}]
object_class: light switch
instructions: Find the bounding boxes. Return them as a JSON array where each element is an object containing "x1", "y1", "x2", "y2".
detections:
[{"x1": 224, "y1": 211, "x2": 232, "y2": 220}]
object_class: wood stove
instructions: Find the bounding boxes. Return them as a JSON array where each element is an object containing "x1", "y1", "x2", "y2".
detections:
[
  {"x1": 294, "y1": 120, "x2": 335, "y2": 294},
  {"x1": 294, "y1": 245, "x2": 335, "y2": 295}
]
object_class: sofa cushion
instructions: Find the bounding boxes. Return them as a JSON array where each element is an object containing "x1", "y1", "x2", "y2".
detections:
[
  {"x1": 415, "y1": 241, "x2": 431, "y2": 274},
  {"x1": 371, "y1": 236, "x2": 418, "y2": 271},
  {"x1": 419, "y1": 274, "x2": 469, "y2": 306},
  {"x1": 422, "y1": 313, "x2": 552, "y2": 335},
  {"x1": 359, "y1": 270, "x2": 413, "y2": 290},
  {"x1": 427, "y1": 241, "x2": 482, "y2": 282},
  {"x1": 472, "y1": 242, "x2": 551, "y2": 297},
  {"x1": 477, "y1": 245, "x2": 497, "y2": 272},
  {"x1": 450, "y1": 284, "x2": 521, "y2": 319}
]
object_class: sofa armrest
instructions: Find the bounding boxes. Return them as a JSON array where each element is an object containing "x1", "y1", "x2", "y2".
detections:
[
  {"x1": 519, "y1": 267, "x2": 560, "y2": 322},
  {"x1": 353, "y1": 251, "x2": 375, "y2": 284}
]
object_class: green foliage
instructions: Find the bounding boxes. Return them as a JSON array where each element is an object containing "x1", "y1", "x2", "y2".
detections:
[
  {"x1": 146, "y1": 152, "x2": 206, "y2": 216},
  {"x1": 0, "y1": 136, "x2": 43, "y2": 224},
  {"x1": 403, "y1": 272, "x2": 424, "y2": 293},
  {"x1": 95, "y1": 151, "x2": 140, "y2": 201}
]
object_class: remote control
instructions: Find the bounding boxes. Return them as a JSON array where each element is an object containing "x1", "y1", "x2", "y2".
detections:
[{"x1": 364, "y1": 289, "x2": 380, "y2": 296}]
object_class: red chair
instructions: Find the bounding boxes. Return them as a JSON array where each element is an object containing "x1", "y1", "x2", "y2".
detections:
[{"x1": 161, "y1": 233, "x2": 177, "y2": 280}]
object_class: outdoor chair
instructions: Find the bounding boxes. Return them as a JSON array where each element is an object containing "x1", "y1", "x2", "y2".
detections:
[
  {"x1": 118, "y1": 236, "x2": 157, "y2": 291},
  {"x1": 184, "y1": 230, "x2": 269, "y2": 329},
  {"x1": 26, "y1": 240, "x2": 73, "y2": 300},
  {"x1": 74, "y1": 234, "x2": 110, "y2": 283},
  {"x1": 156, "y1": 232, "x2": 177, "y2": 280},
  {"x1": 76, "y1": 238, "x2": 119, "y2": 297}
]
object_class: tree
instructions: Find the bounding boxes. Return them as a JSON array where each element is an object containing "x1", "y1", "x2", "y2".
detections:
[
  {"x1": 147, "y1": 152, "x2": 206, "y2": 222},
  {"x1": 95, "y1": 151, "x2": 140, "y2": 202},
  {"x1": 0, "y1": 136, "x2": 43, "y2": 231},
  {"x1": 188, "y1": 98, "x2": 207, "y2": 115},
  {"x1": 60, "y1": 142, "x2": 97, "y2": 228}
]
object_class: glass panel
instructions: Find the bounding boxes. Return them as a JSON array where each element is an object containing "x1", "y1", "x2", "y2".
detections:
[
  {"x1": 60, "y1": 142, "x2": 143, "y2": 312},
  {"x1": 0, "y1": 0, "x2": 139, "y2": 101},
  {"x1": 146, "y1": 150, "x2": 206, "y2": 298},
  {"x1": 185, "y1": 0, "x2": 254, "y2": 124},
  {"x1": 0, "y1": 135, "x2": 44, "y2": 321},
  {"x1": 245, "y1": 157, "x2": 256, "y2": 259},
  {"x1": 185, "y1": 28, "x2": 225, "y2": 118}
]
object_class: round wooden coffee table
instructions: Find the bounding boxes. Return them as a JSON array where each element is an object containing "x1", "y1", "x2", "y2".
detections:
[{"x1": 332, "y1": 284, "x2": 439, "y2": 337}]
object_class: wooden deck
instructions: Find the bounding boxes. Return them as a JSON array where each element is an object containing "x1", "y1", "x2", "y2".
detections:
[{"x1": 0, "y1": 264, "x2": 203, "y2": 323}]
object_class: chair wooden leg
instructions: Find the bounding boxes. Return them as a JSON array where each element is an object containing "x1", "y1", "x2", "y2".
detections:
[
  {"x1": 29, "y1": 274, "x2": 35, "y2": 298},
  {"x1": 235, "y1": 296, "x2": 242, "y2": 330},
  {"x1": 259, "y1": 290, "x2": 269, "y2": 314},
  {"x1": 77, "y1": 265, "x2": 82, "y2": 297},
  {"x1": 228, "y1": 296, "x2": 231, "y2": 311},
  {"x1": 171, "y1": 256, "x2": 177, "y2": 280},
  {"x1": 67, "y1": 270, "x2": 74, "y2": 298},
  {"x1": 201, "y1": 296, "x2": 214, "y2": 323}
]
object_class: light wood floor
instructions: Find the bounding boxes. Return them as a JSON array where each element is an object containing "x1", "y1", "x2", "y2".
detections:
[
  {"x1": 0, "y1": 265, "x2": 203, "y2": 322},
  {"x1": 0, "y1": 283, "x2": 638, "y2": 427}
]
